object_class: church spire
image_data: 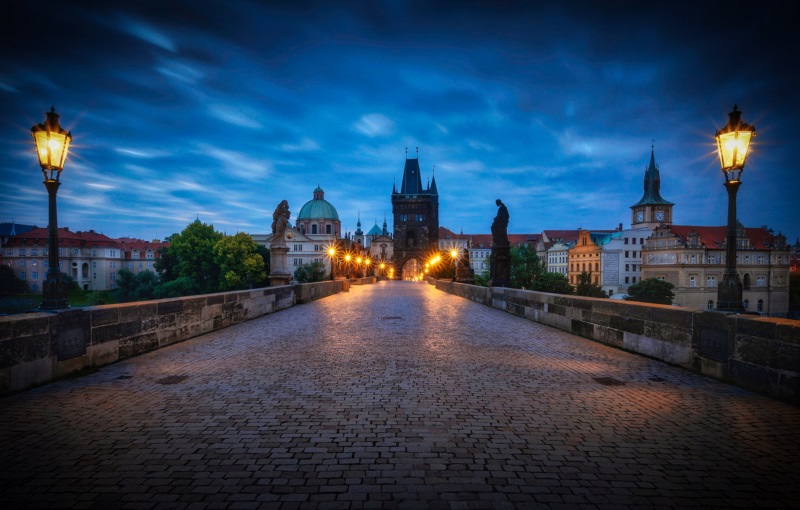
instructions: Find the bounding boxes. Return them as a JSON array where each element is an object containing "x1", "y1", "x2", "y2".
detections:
[{"x1": 631, "y1": 144, "x2": 674, "y2": 208}]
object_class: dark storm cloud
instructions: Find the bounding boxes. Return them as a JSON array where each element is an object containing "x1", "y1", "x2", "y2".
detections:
[{"x1": 0, "y1": 0, "x2": 796, "y2": 240}]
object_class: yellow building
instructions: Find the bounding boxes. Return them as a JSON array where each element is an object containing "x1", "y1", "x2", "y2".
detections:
[{"x1": 568, "y1": 230, "x2": 605, "y2": 286}]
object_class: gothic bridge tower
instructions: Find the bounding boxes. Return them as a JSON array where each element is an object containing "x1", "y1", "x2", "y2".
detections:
[{"x1": 391, "y1": 149, "x2": 439, "y2": 279}]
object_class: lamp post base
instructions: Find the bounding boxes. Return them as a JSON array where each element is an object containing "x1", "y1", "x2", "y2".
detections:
[{"x1": 716, "y1": 273, "x2": 743, "y2": 313}]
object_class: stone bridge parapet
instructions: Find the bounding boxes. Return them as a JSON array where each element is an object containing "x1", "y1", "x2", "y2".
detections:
[
  {"x1": 435, "y1": 280, "x2": 800, "y2": 405},
  {"x1": 1, "y1": 279, "x2": 355, "y2": 395}
]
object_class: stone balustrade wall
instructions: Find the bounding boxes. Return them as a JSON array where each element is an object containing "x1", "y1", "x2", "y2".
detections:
[
  {"x1": 1, "y1": 280, "x2": 350, "y2": 395},
  {"x1": 435, "y1": 280, "x2": 800, "y2": 404}
]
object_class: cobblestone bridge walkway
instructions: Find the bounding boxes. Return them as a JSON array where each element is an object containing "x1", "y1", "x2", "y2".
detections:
[{"x1": 2, "y1": 282, "x2": 799, "y2": 509}]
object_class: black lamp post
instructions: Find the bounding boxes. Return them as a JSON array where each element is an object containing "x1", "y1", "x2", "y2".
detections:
[
  {"x1": 715, "y1": 105, "x2": 755, "y2": 313},
  {"x1": 31, "y1": 107, "x2": 72, "y2": 310},
  {"x1": 327, "y1": 246, "x2": 336, "y2": 280}
]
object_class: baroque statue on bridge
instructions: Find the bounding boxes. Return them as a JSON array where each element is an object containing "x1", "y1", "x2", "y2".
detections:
[{"x1": 271, "y1": 200, "x2": 291, "y2": 244}]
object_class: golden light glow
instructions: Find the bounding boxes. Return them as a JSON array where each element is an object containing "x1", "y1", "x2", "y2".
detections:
[
  {"x1": 31, "y1": 108, "x2": 72, "y2": 172},
  {"x1": 327, "y1": 247, "x2": 336, "y2": 257},
  {"x1": 715, "y1": 106, "x2": 754, "y2": 178},
  {"x1": 450, "y1": 249, "x2": 458, "y2": 259},
  {"x1": 356, "y1": 257, "x2": 362, "y2": 264},
  {"x1": 380, "y1": 263, "x2": 386, "y2": 269},
  {"x1": 344, "y1": 254, "x2": 352, "y2": 262}
]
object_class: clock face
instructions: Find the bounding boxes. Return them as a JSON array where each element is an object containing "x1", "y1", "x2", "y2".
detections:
[
  {"x1": 636, "y1": 211, "x2": 644, "y2": 222},
  {"x1": 655, "y1": 211, "x2": 665, "y2": 221}
]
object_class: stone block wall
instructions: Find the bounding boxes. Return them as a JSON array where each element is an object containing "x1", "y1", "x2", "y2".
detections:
[
  {"x1": 1, "y1": 280, "x2": 349, "y2": 395},
  {"x1": 435, "y1": 280, "x2": 800, "y2": 404}
]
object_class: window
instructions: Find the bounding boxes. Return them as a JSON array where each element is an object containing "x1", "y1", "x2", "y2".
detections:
[
  {"x1": 129, "y1": 262, "x2": 133, "y2": 269},
  {"x1": 110, "y1": 261, "x2": 116, "y2": 269},
  {"x1": 707, "y1": 300, "x2": 714, "y2": 310},
  {"x1": 624, "y1": 238, "x2": 629, "y2": 245},
  {"x1": 139, "y1": 262, "x2": 143, "y2": 269},
  {"x1": 146, "y1": 250, "x2": 154, "y2": 260},
  {"x1": 690, "y1": 276, "x2": 696, "y2": 288},
  {"x1": 293, "y1": 244, "x2": 302, "y2": 252},
  {"x1": 757, "y1": 299, "x2": 763, "y2": 312},
  {"x1": 31, "y1": 284, "x2": 39, "y2": 291},
  {"x1": 58, "y1": 248, "x2": 63, "y2": 256},
  {"x1": 743, "y1": 299, "x2": 749, "y2": 310},
  {"x1": 625, "y1": 264, "x2": 629, "y2": 271},
  {"x1": 110, "y1": 272, "x2": 116, "y2": 280},
  {"x1": 293, "y1": 258, "x2": 302, "y2": 266},
  {"x1": 625, "y1": 277, "x2": 629, "y2": 284},
  {"x1": 4, "y1": 249, "x2": 11, "y2": 256},
  {"x1": 757, "y1": 276, "x2": 765, "y2": 287},
  {"x1": 92, "y1": 250, "x2": 97, "y2": 256},
  {"x1": 148, "y1": 263, "x2": 153, "y2": 269},
  {"x1": 31, "y1": 271, "x2": 38, "y2": 279},
  {"x1": 19, "y1": 249, "x2": 26, "y2": 256},
  {"x1": 92, "y1": 261, "x2": 97, "y2": 269},
  {"x1": 93, "y1": 273, "x2": 97, "y2": 280},
  {"x1": 312, "y1": 225, "x2": 318, "y2": 234},
  {"x1": 632, "y1": 277, "x2": 637, "y2": 283},
  {"x1": 19, "y1": 260, "x2": 25, "y2": 267},
  {"x1": 640, "y1": 238, "x2": 644, "y2": 245},
  {"x1": 707, "y1": 276, "x2": 716, "y2": 287},
  {"x1": 31, "y1": 249, "x2": 38, "y2": 256},
  {"x1": 19, "y1": 271, "x2": 25, "y2": 279},
  {"x1": 326, "y1": 225, "x2": 332, "y2": 234},
  {"x1": 632, "y1": 264, "x2": 636, "y2": 271},
  {"x1": 691, "y1": 255, "x2": 696, "y2": 264}
]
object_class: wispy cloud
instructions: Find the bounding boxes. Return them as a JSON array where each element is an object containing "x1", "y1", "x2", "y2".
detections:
[{"x1": 353, "y1": 114, "x2": 395, "y2": 137}]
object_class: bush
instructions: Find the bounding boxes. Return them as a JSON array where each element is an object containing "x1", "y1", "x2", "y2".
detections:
[
  {"x1": 624, "y1": 278, "x2": 675, "y2": 305},
  {"x1": 294, "y1": 262, "x2": 328, "y2": 283}
]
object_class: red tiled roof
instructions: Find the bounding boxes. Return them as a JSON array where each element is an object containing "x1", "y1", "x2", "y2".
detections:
[
  {"x1": 667, "y1": 225, "x2": 776, "y2": 249},
  {"x1": 5, "y1": 227, "x2": 122, "y2": 248}
]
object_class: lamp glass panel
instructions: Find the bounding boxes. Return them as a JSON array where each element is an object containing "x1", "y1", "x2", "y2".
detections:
[{"x1": 734, "y1": 130, "x2": 752, "y2": 167}]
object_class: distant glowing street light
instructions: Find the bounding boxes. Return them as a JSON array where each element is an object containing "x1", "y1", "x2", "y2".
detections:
[
  {"x1": 450, "y1": 248, "x2": 459, "y2": 282},
  {"x1": 327, "y1": 246, "x2": 337, "y2": 280},
  {"x1": 715, "y1": 105, "x2": 755, "y2": 313},
  {"x1": 32, "y1": 107, "x2": 72, "y2": 310}
]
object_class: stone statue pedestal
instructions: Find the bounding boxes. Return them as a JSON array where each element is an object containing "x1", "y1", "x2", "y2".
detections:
[
  {"x1": 269, "y1": 245, "x2": 292, "y2": 286},
  {"x1": 489, "y1": 244, "x2": 511, "y2": 288}
]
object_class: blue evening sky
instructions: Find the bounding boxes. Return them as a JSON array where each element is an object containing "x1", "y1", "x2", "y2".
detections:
[{"x1": 1, "y1": 1, "x2": 797, "y2": 242}]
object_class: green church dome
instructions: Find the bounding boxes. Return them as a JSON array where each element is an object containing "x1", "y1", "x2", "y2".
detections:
[{"x1": 297, "y1": 186, "x2": 339, "y2": 221}]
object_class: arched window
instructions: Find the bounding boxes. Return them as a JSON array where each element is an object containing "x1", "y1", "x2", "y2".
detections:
[
  {"x1": 312, "y1": 224, "x2": 318, "y2": 234},
  {"x1": 595, "y1": 262, "x2": 599, "y2": 271},
  {"x1": 707, "y1": 300, "x2": 714, "y2": 310},
  {"x1": 743, "y1": 299, "x2": 749, "y2": 310},
  {"x1": 757, "y1": 299, "x2": 763, "y2": 312},
  {"x1": 743, "y1": 273, "x2": 751, "y2": 290},
  {"x1": 326, "y1": 225, "x2": 332, "y2": 234}
]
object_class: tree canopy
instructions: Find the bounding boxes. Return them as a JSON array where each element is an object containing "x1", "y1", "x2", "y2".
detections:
[
  {"x1": 294, "y1": 261, "x2": 328, "y2": 283},
  {"x1": 214, "y1": 232, "x2": 267, "y2": 290},
  {"x1": 156, "y1": 220, "x2": 223, "y2": 293},
  {"x1": 0, "y1": 265, "x2": 28, "y2": 296},
  {"x1": 624, "y1": 277, "x2": 675, "y2": 305},
  {"x1": 575, "y1": 271, "x2": 607, "y2": 298}
]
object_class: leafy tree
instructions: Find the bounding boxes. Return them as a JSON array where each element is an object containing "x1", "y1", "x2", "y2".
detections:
[
  {"x1": 0, "y1": 264, "x2": 28, "y2": 296},
  {"x1": 576, "y1": 271, "x2": 607, "y2": 298},
  {"x1": 153, "y1": 276, "x2": 200, "y2": 298},
  {"x1": 255, "y1": 244, "x2": 270, "y2": 279},
  {"x1": 293, "y1": 261, "x2": 328, "y2": 283},
  {"x1": 60, "y1": 271, "x2": 80, "y2": 291},
  {"x1": 154, "y1": 240, "x2": 178, "y2": 282},
  {"x1": 213, "y1": 232, "x2": 267, "y2": 290},
  {"x1": 510, "y1": 245, "x2": 544, "y2": 290},
  {"x1": 532, "y1": 271, "x2": 574, "y2": 295},
  {"x1": 113, "y1": 268, "x2": 158, "y2": 302},
  {"x1": 624, "y1": 277, "x2": 675, "y2": 305},
  {"x1": 159, "y1": 220, "x2": 223, "y2": 293}
]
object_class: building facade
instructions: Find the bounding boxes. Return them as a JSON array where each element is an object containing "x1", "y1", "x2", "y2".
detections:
[
  {"x1": 392, "y1": 154, "x2": 439, "y2": 279},
  {"x1": 642, "y1": 224, "x2": 790, "y2": 315},
  {"x1": 2, "y1": 227, "x2": 166, "y2": 292}
]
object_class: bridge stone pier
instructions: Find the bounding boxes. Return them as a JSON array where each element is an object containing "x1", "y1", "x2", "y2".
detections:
[{"x1": 1, "y1": 281, "x2": 799, "y2": 508}]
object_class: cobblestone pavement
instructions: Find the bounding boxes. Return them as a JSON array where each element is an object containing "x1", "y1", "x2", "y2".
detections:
[{"x1": 2, "y1": 282, "x2": 799, "y2": 510}]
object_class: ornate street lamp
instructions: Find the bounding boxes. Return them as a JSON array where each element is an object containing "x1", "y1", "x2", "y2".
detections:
[
  {"x1": 715, "y1": 105, "x2": 755, "y2": 312},
  {"x1": 31, "y1": 107, "x2": 72, "y2": 310},
  {"x1": 450, "y1": 248, "x2": 459, "y2": 282},
  {"x1": 327, "y1": 246, "x2": 336, "y2": 280}
]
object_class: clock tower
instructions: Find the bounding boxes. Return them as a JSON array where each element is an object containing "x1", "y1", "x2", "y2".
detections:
[{"x1": 631, "y1": 146, "x2": 674, "y2": 229}]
